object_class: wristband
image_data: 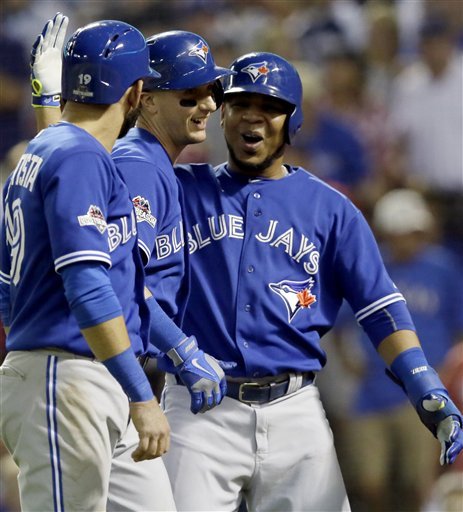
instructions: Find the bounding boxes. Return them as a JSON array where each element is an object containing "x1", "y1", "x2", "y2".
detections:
[
  {"x1": 167, "y1": 336, "x2": 197, "y2": 366},
  {"x1": 390, "y1": 347, "x2": 445, "y2": 406},
  {"x1": 102, "y1": 347, "x2": 154, "y2": 402},
  {"x1": 32, "y1": 93, "x2": 61, "y2": 108}
]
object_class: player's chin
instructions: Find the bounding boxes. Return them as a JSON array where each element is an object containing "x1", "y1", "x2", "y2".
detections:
[
  {"x1": 186, "y1": 130, "x2": 207, "y2": 144},
  {"x1": 234, "y1": 146, "x2": 265, "y2": 163},
  {"x1": 235, "y1": 154, "x2": 267, "y2": 170}
]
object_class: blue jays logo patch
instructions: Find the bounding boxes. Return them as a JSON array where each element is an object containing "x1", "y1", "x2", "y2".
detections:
[
  {"x1": 242, "y1": 61, "x2": 270, "y2": 83},
  {"x1": 188, "y1": 40, "x2": 209, "y2": 64},
  {"x1": 269, "y1": 277, "x2": 317, "y2": 322}
]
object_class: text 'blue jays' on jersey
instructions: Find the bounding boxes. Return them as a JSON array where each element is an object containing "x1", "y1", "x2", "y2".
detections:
[
  {"x1": 175, "y1": 163, "x2": 406, "y2": 378},
  {"x1": 112, "y1": 127, "x2": 188, "y2": 324},
  {"x1": 0, "y1": 122, "x2": 149, "y2": 356}
]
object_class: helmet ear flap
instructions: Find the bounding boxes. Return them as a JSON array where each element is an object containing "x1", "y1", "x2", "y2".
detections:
[{"x1": 211, "y1": 80, "x2": 224, "y2": 109}]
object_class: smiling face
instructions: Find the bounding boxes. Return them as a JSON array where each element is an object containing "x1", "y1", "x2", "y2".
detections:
[
  {"x1": 139, "y1": 82, "x2": 218, "y2": 160},
  {"x1": 221, "y1": 92, "x2": 290, "y2": 178}
]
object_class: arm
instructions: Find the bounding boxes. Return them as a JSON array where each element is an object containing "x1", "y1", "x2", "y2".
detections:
[
  {"x1": 144, "y1": 286, "x2": 234, "y2": 414},
  {"x1": 377, "y1": 329, "x2": 421, "y2": 365},
  {"x1": 61, "y1": 263, "x2": 170, "y2": 461},
  {"x1": 82, "y1": 317, "x2": 170, "y2": 462},
  {"x1": 377, "y1": 329, "x2": 463, "y2": 465},
  {"x1": 335, "y1": 210, "x2": 463, "y2": 465}
]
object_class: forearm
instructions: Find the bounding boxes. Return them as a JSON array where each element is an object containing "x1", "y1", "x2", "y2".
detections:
[
  {"x1": 81, "y1": 312, "x2": 153, "y2": 403},
  {"x1": 81, "y1": 316, "x2": 131, "y2": 361},
  {"x1": 377, "y1": 329, "x2": 421, "y2": 366},
  {"x1": 144, "y1": 287, "x2": 186, "y2": 353}
]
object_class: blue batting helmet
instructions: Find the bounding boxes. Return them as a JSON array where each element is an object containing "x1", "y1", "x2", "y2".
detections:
[
  {"x1": 144, "y1": 31, "x2": 235, "y2": 106},
  {"x1": 62, "y1": 20, "x2": 160, "y2": 104},
  {"x1": 223, "y1": 52, "x2": 303, "y2": 144}
]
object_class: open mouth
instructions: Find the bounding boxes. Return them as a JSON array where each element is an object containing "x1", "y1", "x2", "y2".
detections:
[
  {"x1": 242, "y1": 132, "x2": 263, "y2": 144},
  {"x1": 192, "y1": 117, "x2": 207, "y2": 129}
]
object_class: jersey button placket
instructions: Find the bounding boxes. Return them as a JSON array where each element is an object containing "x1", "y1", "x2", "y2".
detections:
[{"x1": 235, "y1": 186, "x2": 262, "y2": 375}]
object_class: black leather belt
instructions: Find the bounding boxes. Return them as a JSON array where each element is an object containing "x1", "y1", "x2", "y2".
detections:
[{"x1": 226, "y1": 372, "x2": 315, "y2": 405}]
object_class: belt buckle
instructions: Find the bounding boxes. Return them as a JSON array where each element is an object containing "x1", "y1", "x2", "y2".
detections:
[{"x1": 238, "y1": 382, "x2": 263, "y2": 404}]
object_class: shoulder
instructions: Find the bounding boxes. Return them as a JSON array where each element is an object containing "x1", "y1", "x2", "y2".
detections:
[
  {"x1": 289, "y1": 167, "x2": 356, "y2": 205},
  {"x1": 36, "y1": 124, "x2": 114, "y2": 177},
  {"x1": 112, "y1": 128, "x2": 171, "y2": 167},
  {"x1": 113, "y1": 131, "x2": 175, "y2": 185},
  {"x1": 174, "y1": 163, "x2": 216, "y2": 183}
]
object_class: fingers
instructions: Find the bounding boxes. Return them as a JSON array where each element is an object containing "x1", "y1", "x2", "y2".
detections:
[
  {"x1": 190, "y1": 391, "x2": 203, "y2": 414},
  {"x1": 52, "y1": 13, "x2": 69, "y2": 49},
  {"x1": 190, "y1": 389, "x2": 218, "y2": 414},
  {"x1": 41, "y1": 20, "x2": 54, "y2": 53},
  {"x1": 30, "y1": 34, "x2": 42, "y2": 65},
  {"x1": 131, "y1": 434, "x2": 150, "y2": 462},
  {"x1": 220, "y1": 377, "x2": 227, "y2": 397},
  {"x1": 439, "y1": 422, "x2": 463, "y2": 465},
  {"x1": 129, "y1": 399, "x2": 171, "y2": 462},
  {"x1": 191, "y1": 384, "x2": 226, "y2": 414},
  {"x1": 131, "y1": 429, "x2": 170, "y2": 462}
]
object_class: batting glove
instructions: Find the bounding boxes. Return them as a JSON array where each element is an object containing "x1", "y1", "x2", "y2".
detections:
[
  {"x1": 422, "y1": 394, "x2": 463, "y2": 465},
  {"x1": 166, "y1": 336, "x2": 232, "y2": 414},
  {"x1": 31, "y1": 12, "x2": 68, "y2": 108}
]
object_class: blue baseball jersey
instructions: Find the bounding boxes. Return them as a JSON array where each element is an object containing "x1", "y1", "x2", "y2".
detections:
[
  {"x1": 0, "y1": 122, "x2": 148, "y2": 356},
  {"x1": 353, "y1": 245, "x2": 463, "y2": 413},
  {"x1": 175, "y1": 163, "x2": 406, "y2": 378},
  {"x1": 112, "y1": 128, "x2": 188, "y2": 324}
]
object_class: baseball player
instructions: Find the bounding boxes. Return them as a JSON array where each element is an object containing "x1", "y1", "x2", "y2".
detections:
[
  {"x1": 160, "y1": 52, "x2": 463, "y2": 511},
  {"x1": 0, "y1": 20, "x2": 176, "y2": 511},
  {"x1": 30, "y1": 15, "x2": 236, "y2": 414}
]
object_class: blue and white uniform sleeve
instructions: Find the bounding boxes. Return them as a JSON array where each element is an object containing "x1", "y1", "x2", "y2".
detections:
[
  {"x1": 334, "y1": 211, "x2": 413, "y2": 345},
  {"x1": 42, "y1": 151, "x2": 113, "y2": 272}
]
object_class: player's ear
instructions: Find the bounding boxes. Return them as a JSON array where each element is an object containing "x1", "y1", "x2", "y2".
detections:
[
  {"x1": 127, "y1": 79, "x2": 143, "y2": 110},
  {"x1": 139, "y1": 91, "x2": 158, "y2": 113}
]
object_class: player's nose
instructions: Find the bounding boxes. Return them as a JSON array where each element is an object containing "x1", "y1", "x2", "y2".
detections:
[
  {"x1": 241, "y1": 105, "x2": 265, "y2": 122},
  {"x1": 198, "y1": 93, "x2": 217, "y2": 113}
]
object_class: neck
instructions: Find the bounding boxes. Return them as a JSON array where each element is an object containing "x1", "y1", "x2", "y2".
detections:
[
  {"x1": 61, "y1": 102, "x2": 124, "y2": 153},
  {"x1": 229, "y1": 158, "x2": 288, "y2": 181},
  {"x1": 137, "y1": 114, "x2": 183, "y2": 163}
]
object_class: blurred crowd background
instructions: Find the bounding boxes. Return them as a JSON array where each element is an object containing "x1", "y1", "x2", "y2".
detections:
[{"x1": 0, "y1": 1, "x2": 462, "y2": 511}]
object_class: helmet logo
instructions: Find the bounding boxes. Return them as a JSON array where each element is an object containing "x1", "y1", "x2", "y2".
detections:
[
  {"x1": 241, "y1": 62, "x2": 270, "y2": 83},
  {"x1": 188, "y1": 40, "x2": 209, "y2": 64}
]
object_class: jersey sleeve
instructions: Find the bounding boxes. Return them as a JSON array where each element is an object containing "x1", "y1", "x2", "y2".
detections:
[
  {"x1": 334, "y1": 210, "x2": 405, "y2": 322},
  {"x1": 117, "y1": 160, "x2": 170, "y2": 266},
  {"x1": 41, "y1": 151, "x2": 113, "y2": 272}
]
